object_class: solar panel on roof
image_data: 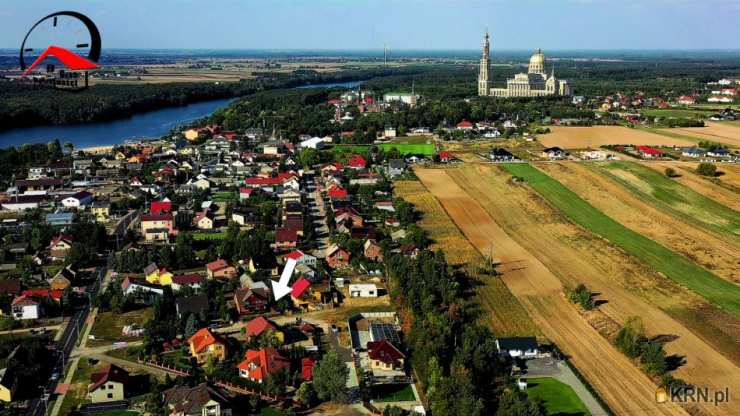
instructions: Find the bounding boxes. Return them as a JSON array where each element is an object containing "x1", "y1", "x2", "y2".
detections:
[{"x1": 369, "y1": 322, "x2": 400, "y2": 345}]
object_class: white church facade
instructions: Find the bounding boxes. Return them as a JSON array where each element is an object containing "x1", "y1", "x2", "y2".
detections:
[{"x1": 478, "y1": 31, "x2": 571, "y2": 98}]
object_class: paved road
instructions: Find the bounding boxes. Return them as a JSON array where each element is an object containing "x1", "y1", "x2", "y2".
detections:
[
  {"x1": 0, "y1": 324, "x2": 61, "y2": 335},
  {"x1": 28, "y1": 253, "x2": 113, "y2": 416},
  {"x1": 523, "y1": 357, "x2": 609, "y2": 416}
]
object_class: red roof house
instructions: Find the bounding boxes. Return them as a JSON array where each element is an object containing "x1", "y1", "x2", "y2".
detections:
[
  {"x1": 348, "y1": 155, "x2": 367, "y2": 169},
  {"x1": 327, "y1": 186, "x2": 349, "y2": 199},
  {"x1": 245, "y1": 316, "x2": 278, "y2": 338},
  {"x1": 438, "y1": 151, "x2": 453, "y2": 163},
  {"x1": 456, "y1": 120, "x2": 474, "y2": 130},
  {"x1": 637, "y1": 145, "x2": 663, "y2": 158},
  {"x1": 367, "y1": 340, "x2": 405, "y2": 370},
  {"x1": 150, "y1": 199, "x2": 173, "y2": 215},
  {"x1": 291, "y1": 277, "x2": 312, "y2": 299},
  {"x1": 275, "y1": 228, "x2": 298, "y2": 250},
  {"x1": 237, "y1": 348, "x2": 290, "y2": 383}
]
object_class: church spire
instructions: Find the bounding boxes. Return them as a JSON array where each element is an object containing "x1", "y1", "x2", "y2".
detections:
[{"x1": 478, "y1": 29, "x2": 491, "y2": 96}]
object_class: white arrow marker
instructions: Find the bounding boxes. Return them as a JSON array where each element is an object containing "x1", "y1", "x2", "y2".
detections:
[{"x1": 271, "y1": 258, "x2": 297, "y2": 301}]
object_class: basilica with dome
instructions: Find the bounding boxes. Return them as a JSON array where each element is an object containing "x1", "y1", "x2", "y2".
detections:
[{"x1": 477, "y1": 31, "x2": 571, "y2": 98}]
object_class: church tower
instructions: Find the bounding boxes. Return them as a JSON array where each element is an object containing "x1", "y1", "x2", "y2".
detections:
[{"x1": 478, "y1": 30, "x2": 491, "y2": 96}]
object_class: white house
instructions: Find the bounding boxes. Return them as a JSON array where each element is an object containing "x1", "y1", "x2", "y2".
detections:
[
  {"x1": 285, "y1": 250, "x2": 317, "y2": 267},
  {"x1": 61, "y1": 191, "x2": 93, "y2": 208},
  {"x1": 348, "y1": 283, "x2": 378, "y2": 298},
  {"x1": 496, "y1": 337, "x2": 539, "y2": 359},
  {"x1": 11, "y1": 296, "x2": 40, "y2": 320},
  {"x1": 299, "y1": 137, "x2": 327, "y2": 150}
]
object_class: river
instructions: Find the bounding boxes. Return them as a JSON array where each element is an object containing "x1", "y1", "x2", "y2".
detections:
[
  {"x1": 0, "y1": 80, "x2": 361, "y2": 149},
  {"x1": 0, "y1": 97, "x2": 234, "y2": 149}
]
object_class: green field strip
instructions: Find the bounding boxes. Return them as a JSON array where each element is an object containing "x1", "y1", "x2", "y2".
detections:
[
  {"x1": 501, "y1": 163, "x2": 740, "y2": 319},
  {"x1": 595, "y1": 161, "x2": 740, "y2": 242}
]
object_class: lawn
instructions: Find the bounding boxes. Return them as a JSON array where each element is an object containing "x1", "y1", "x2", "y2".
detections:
[
  {"x1": 57, "y1": 358, "x2": 96, "y2": 415},
  {"x1": 192, "y1": 231, "x2": 227, "y2": 241},
  {"x1": 371, "y1": 384, "x2": 416, "y2": 402},
  {"x1": 526, "y1": 377, "x2": 591, "y2": 416},
  {"x1": 106, "y1": 345, "x2": 144, "y2": 362},
  {"x1": 160, "y1": 348, "x2": 193, "y2": 370},
  {"x1": 598, "y1": 161, "x2": 740, "y2": 238},
  {"x1": 88, "y1": 307, "x2": 154, "y2": 347},
  {"x1": 502, "y1": 163, "x2": 740, "y2": 319},
  {"x1": 641, "y1": 108, "x2": 713, "y2": 119},
  {"x1": 212, "y1": 191, "x2": 236, "y2": 202},
  {"x1": 331, "y1": 142, "x2": 435, "y2": 156}
]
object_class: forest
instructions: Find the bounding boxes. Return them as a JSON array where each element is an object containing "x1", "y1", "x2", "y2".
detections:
[{"x1": 0, "y1": 66, "x2": 423, "y2": 130}]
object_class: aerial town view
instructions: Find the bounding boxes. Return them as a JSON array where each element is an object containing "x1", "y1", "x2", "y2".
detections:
[{"x1": 0, "y1": 1, "x2": 739, "y2": 415}]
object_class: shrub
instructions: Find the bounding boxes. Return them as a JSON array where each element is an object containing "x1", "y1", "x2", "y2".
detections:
[
  {"x1": 566, "y1": 283, "x2": 596, "y2": 310},
  {"x1": 696, "y1": 163, "x2": 717, "y2": 177},
  {"x1": 615, "y1": 317, "x2": 647, "y2": 358},
  {"x1": 640, "y1": 342, "x2": 668, "y2": 376},
  {"x1": 664, "y1": 167, "x2": 678, "y2": 178}
]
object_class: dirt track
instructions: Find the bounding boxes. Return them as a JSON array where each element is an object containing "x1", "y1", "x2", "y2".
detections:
[
  {"x1": 537, "y1": 126, "x2": 691, "y2": 149},
  {"x1": 664, "y1": 122, "x2": 740, "y2": 147},
  {"x1": 415, "y1": 167, "x2": 689, "y2": 416},
  {"x1": 538, "y1": 162, "x2": 740, "y2": 284}
]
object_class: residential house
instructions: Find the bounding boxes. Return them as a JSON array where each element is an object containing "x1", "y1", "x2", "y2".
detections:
[
  {"x1": 363, "y1": 239, "x2": 383, "y2": 262},
  {"x1": 274, "y1": 228, "x2": 298, "y2": 251},
  {"x1": 387, "y1": 159, "x2": 406, "y2": 177},
  {"x1": 349, "y1": 283, "x2": 378, "y2": 298},
  {"x1": 193, "y1": 210, "x2": 215, "y2": 230},
  {"x1": 73, "y1": 159, "x2": 93, "y2": 175},
  {"x1": 456, "y1": 120, "x2": 474, "y2": 130},
  {"x1": 140, "y1": 213, "x2": 174, "y2": 242},
  {"x1": 490, "y1": 148, "x2": 518, "y2": 162},
  {"x1": 367, "y1": 340, "x2": 405, "y2": 372},
  {"x1": 245, "y1": 316, "x2": 284, "y2": 344},
  {"x1": 175, "y1": 295, "x2": 209, "y2": 319},
  {"x1": 348, "y1": 154, "x2": 367, "y2": 169},
  {"x1": 122, "y1": 277, "x2": 164, "y2": 303},
  {"x1": 46, "y1": 212, "x2": 74, "y2": 226},
  {"x1": 326, "y1": 245, "x2": 350, "y2": 269},
  {"x1": 234, "y1": 287, "x2": 270, "y2": 315},
  {"x1": 61, "y1": 191, "x2": 94, "y2": 209},
  {"x1": 284, "y1": 250, "x2": 317, "y2": 267},
  {"x1": 49, "y1": 265, "x2": 76, "y2": 290},
  {"x1": 206, "y1": 259, "x2": 236, "y2": 280},
  {"x1": 162, "y1": 383, "x2": 232, "y2": 416},
  {"x1": 496, "y1": 337, "x2": 539, "y2": 358},
  {"x1": 188, "y1": 328, "x2": 227, "y2": 364},
  {"x1": 91, "y1": 201, "x2": 111, "y2": 222},
  {"x1": 0, "y1": 280, "x2": 21, "y2": 297},
  {"x1": 237, "y1": 348, "x2": 290, "y2": 383},
  {"x1": 48, "y1": 235, "x2": 73, "y2": 260},
  {"x1": 11, "y1": 296, "x2": 40, "y2": 320},
  {"x1": 438, "y1": 151, "x2": 453, "y2": 163},
  {"x1": 88, "y1": 364, "x2": 129, "y2": 403},
  {"x1": 542, "y1": 147, "x2": 566, "y2": 160},
  {"x1": 637, "y1": 145, "x2": 663, "y2": 159},
  {"x1": 171, "y1": 274, "x2": 205, "y2": 292},
  {"x1": 681, "y1": 147, "x2": 703, "y2": 158},
  {"x1": 150, "y1": 199, "x2": 173, "y2": 215},
  {"x1": 144, "y1": 263, "x2": 174, "y2": 286}
]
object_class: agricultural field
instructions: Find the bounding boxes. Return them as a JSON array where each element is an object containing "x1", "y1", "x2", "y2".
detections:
[
  {"x1": 503, "y1": 163, "x2": 740, "y2": 318},
  {"x1": 414, "y1": 167, "x2": 686, "y2": 416},
  {"x1": 525, "y1": 377, "x2": 591, "y2": 416},
  {"x1": 639, "y1": 161, "x2": 740, "y2": 211},
  {"x1": 537, "y1": 125, "x2": 692, "y2": 149},
  {"x1": 378, "y1": 142, "x2": 435, "y2": 155},
  {"x1": 417, "y1": 165, "x2": 740, "y2": 416},
  {"x1": 594, "y1": 161, "x2": 740, "y2": 243},
  {"x1": 641, "y1": 108, "x2": 715, "y2": 119},
  {"x1": 662, "y1": 121, "x2": 740, "y2": 148},
  {"x1": 537, "y1": 162, "x2": 740, "y2": 284},
  {"x1": 393, "y1": 179, "x2": 537, "y2": 337}
]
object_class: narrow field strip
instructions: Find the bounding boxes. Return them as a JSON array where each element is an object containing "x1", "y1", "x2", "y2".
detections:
[
  {"x1": 502, "y1": 163, "x2": 740, "y2": 319},
  {"x1": 596, "y1": 161, "x2": 740, "y2": 242},
  {"x1": 394, "y1": 179, "x2": 538, "y2": 337}
]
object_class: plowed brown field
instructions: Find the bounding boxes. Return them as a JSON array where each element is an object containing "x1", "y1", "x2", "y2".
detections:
[
  {"x1": 538, "y1": 162, "x2": 740, "y2": 284},
  {"x1": 640, "y1": 162, "x2": 740, "y2": 211},
  {"x1": 537, "y1": 126, "x2": 691, "y2": 149},
  {"x1": 663, "y1": 122, "x2": 740, "y2": 147},
  {"x1": 415, "y1": 167, "x2": 688, "y2": 416}
]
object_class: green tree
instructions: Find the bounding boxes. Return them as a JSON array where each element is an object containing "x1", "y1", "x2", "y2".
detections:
[
  {"x1": 313, "y1": 351, "x2": 349, "y2": 403},
  {"x1": 696, "y1": 163, "x2": 717, "y2": 177},
  {"x1": 296, "y1": 381, "x2": 317, "y2": 407}
]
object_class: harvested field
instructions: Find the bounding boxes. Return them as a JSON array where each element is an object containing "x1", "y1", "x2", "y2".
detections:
[
  {"x1": 596, "y1": 162, "x2": 740, "y2": 242},
  {"x1": 393, "y1": 180, "x2": 537, "y2": 336},
  {"x1": 537, "y1": 126, "x2": 692, "y2": 149},
  {"x1": 420, "y1": 165, "x2": 740, "y2": 415},
  {"x1": 415, "y1": 167, "x2": 687, "y2": 416},
  {"x1": 663, "y1": 122, "x2": 740, "y2": 148},
  {"x1": 503, "y1": 163, "x2": 740, "y2": 318},
  {"x1": 538, "y1": 162, "x2": 740, "y2": 284},
  {"x1": 640, "y1": 161, "x2": 740, "y2": 211}
]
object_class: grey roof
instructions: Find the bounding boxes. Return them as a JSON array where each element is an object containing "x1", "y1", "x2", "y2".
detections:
[
  {"x1": 388, "y1": 159, "x2": 406, "y2": 169},
  {"x1": 497, "y1": 336, "x2": 538, "y2": 351},
  {"x1": 175, "y1": 294, "x2": 209, "y2": 317}
]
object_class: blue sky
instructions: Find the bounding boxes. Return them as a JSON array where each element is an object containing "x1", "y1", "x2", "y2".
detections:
[{"x1": 1, "y1": 0, "x2": 739, "y2": 50}]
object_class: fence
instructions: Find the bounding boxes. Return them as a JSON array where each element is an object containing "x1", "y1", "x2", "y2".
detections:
[
  {"x1": 212, "y1": 379, "x2": 279, "y2": 402},
  {"x1": 138, "y1": 359, "x2": 191, "y2": 377}
]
